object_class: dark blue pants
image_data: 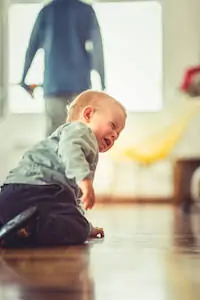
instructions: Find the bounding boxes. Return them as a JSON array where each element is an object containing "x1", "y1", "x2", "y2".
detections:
[{"x1": 0, "y1": 184, "x2": 90, "y2": 246}]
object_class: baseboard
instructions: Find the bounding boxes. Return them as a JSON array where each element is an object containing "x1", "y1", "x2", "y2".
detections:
[{"x1": 96, "y1": 195, "x2": 174, "y2": 204}]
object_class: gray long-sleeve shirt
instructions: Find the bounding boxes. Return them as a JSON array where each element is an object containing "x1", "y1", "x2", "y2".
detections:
[{"x1": 4, "y1": 122, "x2": 99, "y2": 198}]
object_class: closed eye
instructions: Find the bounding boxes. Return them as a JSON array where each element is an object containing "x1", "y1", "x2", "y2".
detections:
[{"x1": 111, "y1": 122, "x2": 116, "y2": 129}]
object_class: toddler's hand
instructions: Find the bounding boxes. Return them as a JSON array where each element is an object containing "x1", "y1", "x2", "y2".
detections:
[
  {"x1": 78, "y1": 179, "x2": 95, "y2": 210},
  {"x1": 89, "y1": 226, "x2": 104, "y2": 238}
]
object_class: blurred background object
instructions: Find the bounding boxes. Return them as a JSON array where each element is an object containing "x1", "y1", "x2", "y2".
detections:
[
  {"x1": 180, "y1": 65, "x2": 200, "y2": 97},
  {"x1": 19, "y1": 0, "x2": 105, "y2": 136}
]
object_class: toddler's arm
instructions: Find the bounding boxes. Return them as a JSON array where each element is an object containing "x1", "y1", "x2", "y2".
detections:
[{"x1": 78, "y1": 179, "x2": 95, "y2": 210}]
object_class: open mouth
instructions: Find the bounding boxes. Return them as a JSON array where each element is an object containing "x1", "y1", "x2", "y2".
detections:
[
  {"x1": 104, "y1": 138, "x2": 111, "y2": 148},
  {"x1": 99, "y1": 138, "x2": 113, "y2": 152}
]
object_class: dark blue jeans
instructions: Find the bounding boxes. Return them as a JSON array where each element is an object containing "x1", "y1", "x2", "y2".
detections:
[{"x1": 0, "y1": 184, "x2": 90, "y2": 246}]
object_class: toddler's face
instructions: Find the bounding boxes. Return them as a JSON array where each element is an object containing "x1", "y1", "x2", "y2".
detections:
[{"x1": 89, "y1": 103, "x2": 126, "y2": 152}]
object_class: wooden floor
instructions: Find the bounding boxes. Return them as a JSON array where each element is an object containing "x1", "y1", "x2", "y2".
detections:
[{"x1": 0, "y1": 203, "x2": 200, "y2": 300}]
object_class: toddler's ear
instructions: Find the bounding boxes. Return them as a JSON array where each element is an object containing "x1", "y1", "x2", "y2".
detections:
[{"x1": 82, "y1": 106, "x2": 94, "y2": 122}]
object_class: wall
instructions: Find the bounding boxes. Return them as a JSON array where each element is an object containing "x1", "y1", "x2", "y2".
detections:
[
  {"x1": 0, "y1": 0, "x2": 8, "y2": 118},
  {"x1": 0, "y1": 1, "x2": 4, "y2": 117}
]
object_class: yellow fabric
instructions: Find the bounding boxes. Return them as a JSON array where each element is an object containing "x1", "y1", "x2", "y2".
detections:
[{"x1": 112, "y1": 107, "x2": 199, "y2": 165}]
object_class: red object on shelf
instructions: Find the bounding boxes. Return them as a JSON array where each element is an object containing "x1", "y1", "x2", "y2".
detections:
[{"x1": 180, "y1": 66, "x2": 200, "y2": 92}]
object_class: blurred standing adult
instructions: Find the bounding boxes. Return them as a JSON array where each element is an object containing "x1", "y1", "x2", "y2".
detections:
[{"x1": 20, "y1": 0, "x2": 105, "y2": 135}]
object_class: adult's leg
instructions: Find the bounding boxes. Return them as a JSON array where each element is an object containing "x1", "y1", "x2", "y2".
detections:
[
  {"x1": 0, "y1": 184, "x2": 90, "y2": 246},
  {"x1": 44, "y1": 94, "x2": 77, "y2": 136}
]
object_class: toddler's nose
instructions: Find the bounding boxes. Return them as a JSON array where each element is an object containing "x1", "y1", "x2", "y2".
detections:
[{"x1": 112, "y1": 131, "x2": 118, "y2": 140}]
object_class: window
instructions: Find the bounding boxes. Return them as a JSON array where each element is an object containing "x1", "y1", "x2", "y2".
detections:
[
  {"x1": 8, "y1": 1, "x2": 162, "y2": 113},
  {"x1": 93, "y1": 1, "x2": 163, "y2": 112},
  {"x1": 8, "y1": 3, "x2": 44, "y2": 113}
]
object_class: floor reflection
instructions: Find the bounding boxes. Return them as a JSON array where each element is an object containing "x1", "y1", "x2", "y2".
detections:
[
  {"x1": 173, "y1": 207, "x2": 200, "y2": 252},
  {"x1": 0, "y1": 205, "x2": 200, "y2": 300},
  {"x1": 0, "y1": 246, "x2": 95, "y2": 300}
]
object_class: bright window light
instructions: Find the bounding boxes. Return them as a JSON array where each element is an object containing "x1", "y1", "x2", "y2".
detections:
[
  {"x1": 9, "y1": 4, "x2": 44, "y2": 113},
  {"x1": 93, "y1": 1, "x2": 163, "y2": 112},
  {"x1": 8, "y1": 1, "x2": 162, "y2": 113}
]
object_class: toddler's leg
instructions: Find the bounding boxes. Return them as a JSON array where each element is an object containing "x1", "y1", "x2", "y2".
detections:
[
  {"x1": 0, "y1": 184, "x2": 90, "y2": 247},
  {"x1": 35, "y1": 201, "x2": 90, "y2": 246}
]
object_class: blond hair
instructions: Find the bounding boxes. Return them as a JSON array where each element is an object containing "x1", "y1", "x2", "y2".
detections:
[{"x1": 67, "y1": 90, "x2": 126, "y2": 122}]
